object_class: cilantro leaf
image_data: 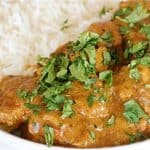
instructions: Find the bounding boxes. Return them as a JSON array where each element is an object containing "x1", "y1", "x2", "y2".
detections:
[
  {"x1": 61, "y1": 99, "x2": 74, "y2": 118},
  {"x1": 140, "y1": 24, "x2": 150, "y2": 39},
  {"x1": 129, "y1": 56, "x2": 150, "y2": 68},
  {"x1": 24, "y1": 103, "x2": 41, "y2": 114},
  {"x1": 129, "y1": 68, "x2": 140, "y2": 81},
  {"x1": 37, "y1": 55, "x2": 49, "y2": 66},
  {"x1": 98, "y1": 95, "x2": 107, "y2": 103},
  {"x1": 17, "y1": 89, "x2": 37, "y2": 102},
  {"x1": 84, "y1": 78, "x2": 97, "y2": 90},
  {"x1": 119, "y1": 26, "x2": 130, "y2": 35},
  {"x1": 99, "y1": 7, "x2": 110, "y2": 17},
  {"x1": 44, "y1": 125, "x2": 54, "y2": 147},
  {"x1": 89, "y1": 130, "x2": 96, "y2": 142},
  {"x1": 99, "y1": 70, "x2": 113, "y2": 87},
  {"x1": 61, "y1": 19, "x2": 70, "y2": 31},
  {"x1": 140, "y1": 55, "x2": 150, "y2": 67},
  {"x1": 116, "y1": 4, "x2": 150, "y2": 26},
  {"x1": 127, "y1": 132, "x2": 145, "y2": 143},
  {"x1": 128, "y1": 41, "x2": 148, "y2": 54},
  {"x1": 72, "y1": 31, "x2": 100, "y2": 51},
  {"x1": 69, "y1": 58, "x2": 87, "y2": 82},
  {"x1": 106, "y1": 115, "x2": 115, "y2": 127},
  {"x1": 40, "y1": 58, "x2": 56, "y2": 84},
  {"x1": 101, "y1": 31, "x2": 112, "y2": 43},
  {"x1": 85, "y1": 45, "x2": 96, "y2": 65},
  {"x1": 114, "y1": 7, "x2": 131, "y2": 17},
  {"x1": 123, "y1": 99, "x2": 149, "y2": 123},
  {"x1": 87, "y1": 93, "x2": 96, "y2": 107},
  {"x1": 103, "y1": 50, "x2": 111, "y2": 65}
]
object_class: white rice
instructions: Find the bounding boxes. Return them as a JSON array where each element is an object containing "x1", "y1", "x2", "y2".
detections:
[{"x1": 0, "y1": 0, "x2": 122, "y2": 79}]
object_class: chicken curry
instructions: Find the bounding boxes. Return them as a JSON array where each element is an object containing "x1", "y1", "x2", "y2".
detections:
[{"x1": 0, "y1": 0, "x2": 150, "y2": 148}]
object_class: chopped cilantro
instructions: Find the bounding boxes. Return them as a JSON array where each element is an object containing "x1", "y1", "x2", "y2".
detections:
[
  {"x1": 99, "y1": 7, "x2": 110, "y2": 17},
  {"x1": 44, "y1": 125, "x2": 54, "y2": 147},
  {"x1": 37, "y1": 55, "x2": 49, "y2": 66},
  {"x1": 61, "y1": 99, "x2": 74, "y2": 118},
  {"x1": 123, "y1": 99, "x2": 149, "y2": 123},
  {"x1": 114, "y1": 7, "x2": 131, "y2": 17},
  {"x1": 140, "y1": 56, "x2": 150, "y2": 67},
  {"x1": 127, "y1": 132, "x2": 146, "y2": 143},
  {"x1": 140, "y1": 24, "x2": 150, "y2": 39},
  {"x1": 89, "y1": 130, "x2": 96, "y2": 142},
  {"x1": 17, "y1": 89, "x2": 37, "y2": 102},
  {"x1": 61, "y1": 19, "x2": 70, "y2": 31},
  {"x1": 103, "y1": 50, "x2": 111, "y2": 65},
  {"x1": 40, "y1": 57, "x2": 56, "y2": 84},
  {"x1": 85, "y1": 45, "x2": 96, "y2": 65},
  {"x1": 24, "y1": 103, "x2": 41, "y2": 114},
  {"x1": 116, "y1": 4, "x2": 150, "y2": 26},
  {"x1": 101, "y1": 31, "x2": 113, "y2": 43},
  {"x1": 93, "y1": 87, "x2": 101, "y2": 93},
  {"x1": 129, "y1": 56, "x2": 150, "y2": 68},
  {"x1": 129, "y1": 59, "x2": 141, "y2": 68},
  {"x1": 87, "y1": 93, "x2": 96, "y2": 107},
  {"x1": 119, "y1": 26, "x2": 130, "y2": 35},
  {"x1": 84, "y1": 78, "x2": 97, "y2": 90},
  {"x1": 69, "y1": 58, "x2": 87, "y2": 82},
  {"x1": 98, "y1": 95, "x2": 107, "y2": 103},
  {"x1": 106, "y1": 115, "x2": 115, "y2": 127},
  {"x1": 99, "y1": 70, "x2": 113, "y2": 87},
  {"x1": 129, "y1": 68, "x2": 140, "y2": 81},
  {"x1": 125, "y1": 41, "x2": 148, "y2": 59},
  {"x1": 72, "y1": 31, "x2": 100, "y2": 51},
  {"x1": 128, "y1": 41, "x2": 148, "y2": 54}
]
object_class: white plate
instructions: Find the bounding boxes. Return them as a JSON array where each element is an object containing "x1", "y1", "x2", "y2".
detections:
[{"x1": 0, "y1": 130, "x2": 149, "y2": 150}]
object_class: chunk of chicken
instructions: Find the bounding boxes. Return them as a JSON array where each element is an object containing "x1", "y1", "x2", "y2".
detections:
[{"x1": 0, "y1": 76, "x2": 37, "y2": 131}]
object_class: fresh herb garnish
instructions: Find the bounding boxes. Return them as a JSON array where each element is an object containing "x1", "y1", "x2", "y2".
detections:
[
  {"x1": 99, "y1": 7, "x2": 110, "y2": 17},
  {"x1": 84, "y1": 78, "x2": 97, "y2": 90},
  {"x1": 116, "y1": 4, "x2": 150, "y2": 26},
  {"x1": 119, "y1": 26, "x2": 130, "y2": 35},
  {"x1": 129, "y1": 56, "x2": 150, "y2": 68},
  {"x1": 89, "y1": 130, "x2": 96, "y2": 142},
  {"x1": 99, "y1": 95, "x2": 107, "y2": 103},
  {"x1": 24, "y1": 103, "x2": 41, "y2": 114},
  {"x1": 127, "y1": 132, "x2": 146, "y2": 143},
  {"x1": 69, "y1": 57, "x2": 87, "y2": 82},
  {"x1": 87, "y1": 93, "x2": 96, "y2": 107},
  {"x1": 99, "y1": 70, "x2": 113, "y2": 87},
  {"x1": 140, "y1": 24, "x2": 150, "y2": 39},
  {"x1": 103, "y1": 50, "x2": 111, "y2": 65},
  {"x1": 61, "y1": 19, "x2": 70, "y2": 31},
  {"x1": 72, "y1": 31, "x2": 100, "y2": 51},
  {"x1": 129, "y1": 68, "x2": 140, "y2": 81},
  {"x1": 61, "y1": 99, "x2": 74, "y2": 118},
  {"x1": 17, "y1": 89, "x2": 37, "y2": 102},
  {"x1": 114, "y1": 7, "x2": 131, "y2": 17},
  {"x1": 125, "y1": 41, "x2": 148, "y2": 59},
  {"x1": 129, "y1": 41, "x2": 148, "y2": 54},
  {"x1": 37, "y1": 55, "x2": 49, "y2": 66},
  {"x1": 123, "y1": 99, "x2": 149, "y2": 123},
  {"x1": 44, "y1": 125, "x2": 54, "y2": 147},
  {"x1": 101, "y1": 31, "x2": 113, "y2": 43},
  {"x1": 106, "y1": 115, "x2": 115, "y2": 127}
]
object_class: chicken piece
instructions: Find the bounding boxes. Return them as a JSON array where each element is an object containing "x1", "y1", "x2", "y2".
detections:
[{"x1": 0, "y1": 76, "x2": 37, "y2": 131}]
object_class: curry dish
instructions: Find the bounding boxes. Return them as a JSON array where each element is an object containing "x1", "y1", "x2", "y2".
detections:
[{"x1": 0, "y1": 0, "x2": 150, "y2": 148}]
